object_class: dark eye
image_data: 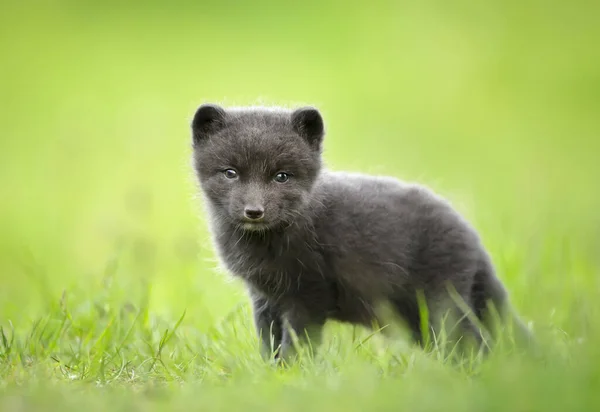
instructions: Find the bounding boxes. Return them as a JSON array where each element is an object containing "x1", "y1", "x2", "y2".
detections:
[
  {"x1": 223, "y1": 169, "x2": 238, "y2": 179},
  {"x1": 274, "y1": 172, "x2": 290, "y2": 183}
]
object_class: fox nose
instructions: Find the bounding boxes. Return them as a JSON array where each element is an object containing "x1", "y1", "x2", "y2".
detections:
[{"x1": 244, "y1": 207, "x2": 264, "y2": 221}]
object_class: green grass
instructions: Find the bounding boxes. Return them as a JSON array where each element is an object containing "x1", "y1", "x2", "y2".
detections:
[{"x1": 1, "y1": 1, "x2": 600, "y2": 410}]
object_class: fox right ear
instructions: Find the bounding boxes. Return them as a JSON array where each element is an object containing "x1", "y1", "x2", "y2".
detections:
[
  {"x1": 192, "y1": 104, "x2": 227, "y2": 144},
  {"x1": 291, "y1": 107, "x2": 325, "y2": 149}
]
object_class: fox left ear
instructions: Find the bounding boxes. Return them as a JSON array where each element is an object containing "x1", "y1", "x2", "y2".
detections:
[
  {"x1": 191, "y1": 104, "x2": 227, "y2": 145},
  {"x1": 291, "y1": 107, "x2": 325, "y2": 149}
]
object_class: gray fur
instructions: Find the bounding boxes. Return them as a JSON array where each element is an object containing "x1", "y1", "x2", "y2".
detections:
[{"x1": 191, "y1": 104, "x2": 530, "y2": 360}]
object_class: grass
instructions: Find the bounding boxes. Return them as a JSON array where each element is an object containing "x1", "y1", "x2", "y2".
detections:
[{"x1": 1, "y1": 1, "x2": 600, "y2": 410}]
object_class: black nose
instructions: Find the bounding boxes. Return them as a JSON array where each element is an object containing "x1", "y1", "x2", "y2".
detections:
[{"x1": 244, "y1": 207, "x2": 264, "y2": 221}]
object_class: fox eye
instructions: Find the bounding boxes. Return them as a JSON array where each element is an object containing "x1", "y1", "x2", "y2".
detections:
[
  {"x1": 223, "y1": 169, "x2": 238, "y2": 179},
  {"x1": 274, "y1": 172, "x2": 290, "y2": 183}
]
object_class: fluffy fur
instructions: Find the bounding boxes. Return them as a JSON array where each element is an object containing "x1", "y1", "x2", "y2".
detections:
[{"x1": 191, "y1": 104, "x2": 530, "y2": 360}]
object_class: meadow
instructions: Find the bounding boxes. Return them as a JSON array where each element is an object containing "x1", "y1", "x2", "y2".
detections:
[{"x1": 1, "y1": 1, "x2": 599, "y2": 410}]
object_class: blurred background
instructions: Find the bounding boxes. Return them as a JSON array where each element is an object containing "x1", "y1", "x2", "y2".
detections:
[{"x1": 0, "y1": 0, "x2": 598, "y2": 337}]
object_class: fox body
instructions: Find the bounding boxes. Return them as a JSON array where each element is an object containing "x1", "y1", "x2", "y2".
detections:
[{"x1": 191, "y1": 104, "x2": 528, "y2": 359}]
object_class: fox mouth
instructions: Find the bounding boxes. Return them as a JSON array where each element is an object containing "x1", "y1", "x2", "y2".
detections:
[{"x1": 240, "y1": 221, "x2": 269, "y2": 231}]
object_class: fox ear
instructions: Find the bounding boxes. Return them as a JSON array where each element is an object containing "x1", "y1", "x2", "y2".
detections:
[
  {"x1": 191, "y1": 104, "x2": 227, "y2": 144},
  {"x1": 291, "y1": 107, "x2": 325, "y2": 149}
]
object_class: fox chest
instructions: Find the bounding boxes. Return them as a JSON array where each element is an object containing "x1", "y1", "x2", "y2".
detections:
[{"x1": 220, "y1": 241, "x2": 331, "y2": 299}]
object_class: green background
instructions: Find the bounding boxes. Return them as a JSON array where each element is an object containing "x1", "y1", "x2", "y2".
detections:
[{"x1": 1, "y1": 1, "x2": 599, "y2": 410}]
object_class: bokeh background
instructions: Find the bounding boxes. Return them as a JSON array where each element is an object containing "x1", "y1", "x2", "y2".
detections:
[{"x1": 1, "y1": 0, "x2": 599, "y2": 349}]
